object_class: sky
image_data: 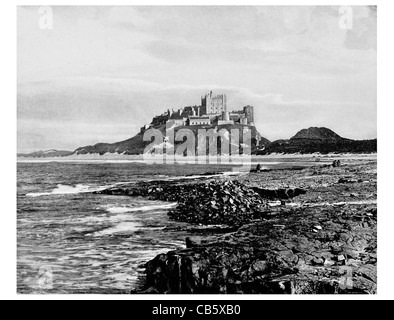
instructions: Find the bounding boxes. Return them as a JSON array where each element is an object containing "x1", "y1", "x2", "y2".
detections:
[{"x1": 17, "y1": 5, "x2": 377, "y2": 153}]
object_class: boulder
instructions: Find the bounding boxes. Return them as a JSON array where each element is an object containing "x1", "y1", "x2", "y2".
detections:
[{"x1": 332, "y1": 160, "x2": 341, "y2": 168}]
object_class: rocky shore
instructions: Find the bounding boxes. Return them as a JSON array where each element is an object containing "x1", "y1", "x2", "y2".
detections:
[{"x1": 96, "y1": 158, "x2": 377, "y2": 294}]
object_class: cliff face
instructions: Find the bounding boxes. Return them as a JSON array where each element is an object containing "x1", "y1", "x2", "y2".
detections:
[{"x1": 260, "y1": 127, "x2": 377, "y2": 155}]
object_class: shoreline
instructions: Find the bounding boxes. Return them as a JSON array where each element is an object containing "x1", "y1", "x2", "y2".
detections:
[
  {"x1": 94, "y1": 157, "x2": 377, "y2": 294},
  {"x1": 17, "y1": 153, "x2": 377, "y2": 163}
]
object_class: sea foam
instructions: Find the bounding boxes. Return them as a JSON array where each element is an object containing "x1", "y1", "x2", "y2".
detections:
[
  {"x1": 25, "y1": 182, "x2": 130, "y2": 197},
  {"x1": 92, "y1": 222, "x2": 142, "y2": 237},
  {"x1": 102, "y1": 203, "x2": 177, "y2": 214}
]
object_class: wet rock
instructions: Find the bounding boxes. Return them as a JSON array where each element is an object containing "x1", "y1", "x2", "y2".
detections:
[
  {"x1": 338, "y1": 178, "x2": 358, "y2": 184},
  {"x1": 186, "y1": 237, "x2": 202, "y2": 248},
  {"x1": 167, "y1": 181, "x2": 267, "y2": 226},
  {"x1": 312, "y1": 257, "x2": 325, "y2": 265},
  {"x1": 251, "y1": 260, "x2": 268, "y2": 273},
  {"x1": 141, "y1": 203, "x2": 377, "y2": 294},
  {"x1": 253, "y1": 187, "x2": 306, "y2": 200},
  {"x1": 251, "y1": 163, "x2": 262, "y2": 173},
  {"x1": 95, "y1": 159, "x2": 377, "y2": 295},
  {"x1": 332, "y1": 160, "x2": 341, "y2": 168}
]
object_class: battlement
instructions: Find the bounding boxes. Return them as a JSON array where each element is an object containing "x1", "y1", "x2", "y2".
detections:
[{"x1": 143, "y1": 91, "x2": 255, "y2": 131}]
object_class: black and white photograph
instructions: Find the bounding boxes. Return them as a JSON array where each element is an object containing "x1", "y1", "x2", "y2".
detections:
[{"x1": 2, "y1": 0, "x2": 392, "y2": 304}]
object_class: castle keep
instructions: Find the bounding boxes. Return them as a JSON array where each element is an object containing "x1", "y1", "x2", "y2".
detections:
[
  {"x1": 143, "y1": 92, "x2": 255, "y2": 132},
  {"x1": 201, "y1": 91, "x2": 227, "y2": 115}
]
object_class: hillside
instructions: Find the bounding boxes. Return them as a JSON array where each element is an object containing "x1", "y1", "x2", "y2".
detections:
[
  {"x1": 260, "y1": 127, "x2": 377, "y2": 155},
  {"x1": 291, "y1": 127, "x2": 343, "y2": 141},
  {"x1": 18, "y1": 127, "x2": 377, "y2": 158},
  {"x1": 75, "y1": 124, "x2": 270, "y2": 156}
]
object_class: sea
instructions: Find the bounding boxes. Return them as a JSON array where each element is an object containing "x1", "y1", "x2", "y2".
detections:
[
  {"x1": 17, "y1": 157, "x2": 333, "y2": 294},
  {"x1": 17, "y1": 161, "x2": 255, "y2": 294}
]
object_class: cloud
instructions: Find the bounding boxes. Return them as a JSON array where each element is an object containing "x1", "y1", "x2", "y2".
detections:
[{"x1": 17, "y1": 6, "x2": 377, "y2": 152}]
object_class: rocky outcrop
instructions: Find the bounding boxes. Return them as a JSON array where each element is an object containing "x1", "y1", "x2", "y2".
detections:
[
  {"x1": 136, "y1": 160, "x2": 377, "y2": 294},
  {"x1": 167, "y1": 181, "x2": 267, "y2": 225},
  {"x1": 142, "y1": 204, "x2": 377, "y2": 294},
  {"x1": 95, "y1": 176, "x2": 232, "y2": 203},
  {"x1": 93, "y1": 159, "x2": 377, "y2": 295},
  {"x1": 332, "y1": 160, "x2": 341, "y2": 168},
  {"x1": 252, "y1": 187, "x2": 306, "y2": 200},
  {"x1": 75, "y1": 123, "x2": 267, "y2": 156},
  {"x1": 97, "y1": 178, "x2": 310, "y2": 226}
]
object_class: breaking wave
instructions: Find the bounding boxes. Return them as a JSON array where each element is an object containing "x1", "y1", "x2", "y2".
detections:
[{"x1": 26, "y1": 184, "x2": 107, "y2": 197}]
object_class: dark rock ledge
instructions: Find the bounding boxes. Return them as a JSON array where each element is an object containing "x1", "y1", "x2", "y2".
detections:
[
  {"x1": 141, "y1": 205, "x2": 377, "y2": 294},
  {"x1": 95, "y1": 162, "x2": 377, "y2": 294}
]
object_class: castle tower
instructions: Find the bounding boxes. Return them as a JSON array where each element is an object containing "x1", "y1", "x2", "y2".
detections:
[
  {"x1": 243, "y1": 105, "x2": 255, "y2": 125},
  {"x1": 202, "y1": 92, "x2": 227, "y2": 115}
]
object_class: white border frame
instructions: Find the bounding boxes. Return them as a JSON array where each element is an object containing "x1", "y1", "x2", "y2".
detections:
[{"x1": 3, "y1": 0, "x2": 392, "y2": 300}]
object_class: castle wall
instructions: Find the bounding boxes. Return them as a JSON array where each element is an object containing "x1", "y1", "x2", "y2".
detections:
[
  {"x1": 188, "y1": 116, "x2": 211, "y2": 126},
  {"x1": 151, "y1": 92, "x2": 255, "y2": 129}
]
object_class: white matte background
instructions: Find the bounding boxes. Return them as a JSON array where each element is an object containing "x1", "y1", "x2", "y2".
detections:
[{"x1": 1, "y1": 0, "x2": 391, "y2": 300}]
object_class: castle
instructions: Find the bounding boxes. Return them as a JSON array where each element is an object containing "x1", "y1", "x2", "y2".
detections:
[{"x1": 142, "y1": 91, "x2": 255, "y2": 132}]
